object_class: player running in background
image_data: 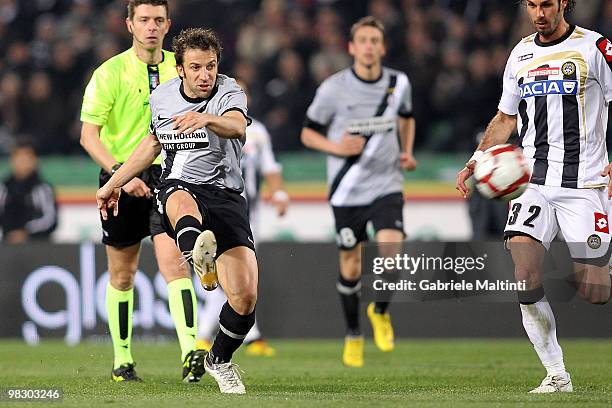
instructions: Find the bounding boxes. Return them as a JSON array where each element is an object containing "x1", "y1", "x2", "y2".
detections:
[
  {"x1": 80, "y1": 0, "x2": 203, "y2": 383},
  {"x1": 301, "y1": 16, "x2": 417, "y2": 367},
  {"x1": 456, "y1": 0, "x2": 612, "y2": 393},
  {"x1": 97, "y1": 28, "x2": 256, "y2": 394},
  {"x1": 196, "y1": 79, "x2": 288, "y2": 357}
]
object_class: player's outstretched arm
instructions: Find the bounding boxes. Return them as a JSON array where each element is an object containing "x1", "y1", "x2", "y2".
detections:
[
  {"x1": 96, "y1": 134, "x2": 161, "y2": 219},
  {"x1": 105, "y1": 134, "x2": 161, "y2": 189},
  {"x1": 476, "y1": 110, "x2": 517, "y2": 152},
  {"x1": 81, "y1": 122, "x2": 152, "y2": 198},
  {"x1": 173, "y1": 110, "x2": 247, "y2": 139},
  {"x1": 456, "y1": 110, "x2": 517, "y2": 197},
  {"x1": 96, "y1": 185, "x2": 121, "y2": 220}
]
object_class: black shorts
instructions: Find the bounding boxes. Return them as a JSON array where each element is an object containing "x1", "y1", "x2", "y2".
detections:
[
  {"x1": 155, "y1": 180, "x2": 255, "y2": 257},
  {"x1": 332, "y1": 192, "x2": 405, "y2": 250},
  {"x1": 99, "y1": 165, "x2": 165, "y2": 248}
]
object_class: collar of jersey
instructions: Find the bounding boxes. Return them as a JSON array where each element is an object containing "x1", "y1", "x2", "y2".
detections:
[
  {"x1": 534, "y1": 24, "x2": 575, "y2": 47},
  {"x1": 179, "y1": 80, "x2": 218, "y2": 104},
  {"x1": 129, "y1": 47, "x2": 167, "y2": 67},
  {"x1": 350, "y1": 67, "x2": 383, "y2": 84}
]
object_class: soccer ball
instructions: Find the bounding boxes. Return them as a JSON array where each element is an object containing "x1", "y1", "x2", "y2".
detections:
[{"x1": 473, "y1": 144, "x2": 530, "y2": 201}]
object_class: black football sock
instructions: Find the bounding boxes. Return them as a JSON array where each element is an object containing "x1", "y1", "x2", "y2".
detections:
[
  {"x1": 208, "y1": 302, "x2": 255, "y2": 364},
  {"x1": 374, "y1": 302, "x2": 390, "y2": 314},
  {"x1": 375, "y1": 270, "x2": 400, "y2": 314},
  {"x1": 175, "y1": 215, "x2": 202, "y2": 257},
  {"x1": 337, "y1": 275, "x2": 361, "y2": 336}
]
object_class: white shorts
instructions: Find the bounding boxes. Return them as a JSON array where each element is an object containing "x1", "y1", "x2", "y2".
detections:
[{"x1": 504, "y1": 184, "x2": 611, "y2": 264}]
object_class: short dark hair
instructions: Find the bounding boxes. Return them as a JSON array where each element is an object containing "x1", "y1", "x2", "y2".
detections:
[
  {"x1": 172, "y1": 28, "x2": 223, "y2": 65},
  {"x1": 350, "y1": 16, "x2": 385, "y2": 41},
  {"x1": 519, "y1": 0, "x2": 575, "y2": 14},
  {"x1": 11, "y1": 137, "x2": 37, "y2": 155},
  {"x1": 127, "y1": 0, "x2": 168, "y2": 20}
]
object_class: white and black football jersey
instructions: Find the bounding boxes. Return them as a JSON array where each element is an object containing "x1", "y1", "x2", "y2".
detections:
[
  {"x1": 499, "y1": 25, "x2": 612, "y2": 189},
  {"x1": 305, "y1": 67, "x2": 413, "y2": 206}
]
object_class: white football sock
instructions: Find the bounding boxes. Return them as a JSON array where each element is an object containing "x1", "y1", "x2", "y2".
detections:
[{"x1": 520, "y1": 298, "x2": 566, "y2": 376}]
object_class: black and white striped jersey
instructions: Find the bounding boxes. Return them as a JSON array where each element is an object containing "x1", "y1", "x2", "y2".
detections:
[
  {"x1": 149, "y1": 75, "x2": 250, "y2": 192},
  {"x1": 499, "y1": 25, "x2": 612, "y2": 189},
  {"x1": 305, "y1": 67, "x2": 413, "y2": 206}
]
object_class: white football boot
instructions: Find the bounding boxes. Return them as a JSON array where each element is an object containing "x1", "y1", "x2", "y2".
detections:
[
  {"x1": 529, "y1": 372, "x2": 573, "y2": 393},
  {"x1": 204, "y1": 357, "x2": 246, "y2": 394},
  {"x1": 192, "y1": 230, "x2": 219, "y2": 291}
]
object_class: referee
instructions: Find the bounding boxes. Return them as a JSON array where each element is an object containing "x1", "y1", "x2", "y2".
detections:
[{"x1": 80, "y1": 0, "x2": 204, "y2": 383}]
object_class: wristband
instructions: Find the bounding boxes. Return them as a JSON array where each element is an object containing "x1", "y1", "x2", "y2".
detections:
[
  {"x1": 272, "y1": 190, "x2": 289, "y2": 202},
  {"x1": 110, "y1": 163, "x2": 122, "y2": 174},
  {"x1": 466, "y1": 150, "x2": 484, "y2": 166}
]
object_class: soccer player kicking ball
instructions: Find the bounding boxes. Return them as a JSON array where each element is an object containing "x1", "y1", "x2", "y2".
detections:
[
  {"x1": 301, "y1": 16, "x2": 417, "y2": 367},
  {"x1": 80, "y1": 0, "x2": 204, "y2": 383},
  {"x1": 456, "y1": 0, "x2": 612, "y2": 393},
  {"x1": 97, "y1": 28, "x2": 255, "y2": 394}
]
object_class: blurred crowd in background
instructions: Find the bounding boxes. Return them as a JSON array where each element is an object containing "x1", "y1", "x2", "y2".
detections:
[{"x1": 1, "y1": 0, "x2": 611, "y2": 156}]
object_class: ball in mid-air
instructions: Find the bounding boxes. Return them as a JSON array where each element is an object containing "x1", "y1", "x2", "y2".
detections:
[{"x1": 474, "y1": 144, "x2": 530, "y2": 201}]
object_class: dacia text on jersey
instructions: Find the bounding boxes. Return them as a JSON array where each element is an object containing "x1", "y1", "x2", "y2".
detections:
[{"x1": 519, "y1": 80, "x2": 579, "y2": 99}]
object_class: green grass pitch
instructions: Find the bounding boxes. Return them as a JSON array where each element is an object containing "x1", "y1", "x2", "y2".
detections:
[{"x1": 2, "y1": 339, "x2": 612, "y2": 407}]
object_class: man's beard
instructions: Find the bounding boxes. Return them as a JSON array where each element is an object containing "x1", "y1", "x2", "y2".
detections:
[{"x1": 535, "y1": 12, "x2": 561, "y2": 36}]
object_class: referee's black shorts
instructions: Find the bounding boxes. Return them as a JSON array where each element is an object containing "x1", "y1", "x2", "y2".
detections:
[
  {"x1": 155, "y1": 180, "x2": 255, "y2": 257},
  {"x1": 98, "y1": 165, "x2": 165, "y2": 248}
]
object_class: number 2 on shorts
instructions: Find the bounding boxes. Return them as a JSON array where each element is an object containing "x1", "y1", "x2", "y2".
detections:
[{"x1": 507, "y1": 203, "x2": 541, "y2": 228}]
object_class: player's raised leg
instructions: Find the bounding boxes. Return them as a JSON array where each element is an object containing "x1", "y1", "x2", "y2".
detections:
[
  {"x1": 338, "y1": 245, "x2": 364, "y2": 367},
  {"x1": 106, "y1": 244, "x2": 142, "y2": 382},
  {"x1": 205, "y1": 246, "x2": 258, "y2": 394},
  {"x1": 165, "y1": 189, "x2": 219, "y2": 291}
]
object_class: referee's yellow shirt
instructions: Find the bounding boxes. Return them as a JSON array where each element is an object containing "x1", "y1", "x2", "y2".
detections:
[{"x1": 80, "y1": 48, "x2": 177, "y2": 164}]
